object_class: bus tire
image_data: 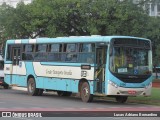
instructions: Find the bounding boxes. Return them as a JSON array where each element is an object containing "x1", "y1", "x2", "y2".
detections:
[
  {"x1": 57, "y1": 91, "x2": 72, "y2": 96},
  {"x1": 80, "y1": 82, "x2": 93, "y2": 102},
  {"x1": 27, "y1": 78, "x2": 39, "y2": 96},
  {"x1": 115, "y1": 96, "x2": 128, "y2": 103}
]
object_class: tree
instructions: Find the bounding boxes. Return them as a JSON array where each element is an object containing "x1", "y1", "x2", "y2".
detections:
[
  {"x1": 145, "y1": 17, "x2": 160, "y2": 66},
  {"x1": 0, "y1": 0, "x2": 151, "y2": 39},
  {"x1": 84, "y1": 0, "x2": 149, "y2": 36},
  {"x1": 0, "y1": 3, "x2": 16, "y2": 42}
]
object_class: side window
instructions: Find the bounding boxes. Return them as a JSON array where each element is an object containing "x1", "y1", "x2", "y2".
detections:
[
  {"x1": 65, "y1": 44, "x2": 77, "y2": 62},
  {"x1": 36, "y1": 44, "x2": 47, "y2": 52},
  {"x1": 80, "y1": 43, "x2": 95, "y2": 52},
  {"x1": 48, "y1": 44, "x2": 62, "y2": 62},
  {"x1": 50, "y1": 44, "x2": 62, "y2": 52},
  {"x1": 79, "y1": 43, "x2": 95, "y2": 63},
  {"x1": 66, "y1": 44, "x2": 76, "y2": 52},
  {"x1": 34, "y1": 44, "x2": 47, "y2": 61},
  {"x1": 25, "y1": 44, "x2": 34, "y2": 52},
  {"x1": 22, "y1": 44, "x2": 35, "y2": 60}
]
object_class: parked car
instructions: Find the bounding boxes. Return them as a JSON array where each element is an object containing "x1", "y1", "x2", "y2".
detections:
[{"x1": 0, "y1": 55, "x2": 9, "y2": 89}]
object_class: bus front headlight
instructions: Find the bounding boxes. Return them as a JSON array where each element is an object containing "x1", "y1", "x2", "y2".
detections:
[{"x1": 108, "y1": 80, "x2": 119, "y2": 88}]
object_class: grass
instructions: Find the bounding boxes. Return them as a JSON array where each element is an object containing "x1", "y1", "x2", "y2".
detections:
[
  {"x1": 128, "y1": 88, "x2": 160, "y2": 106},
  {"x1": 95, "y1": 88, "x2": 160, "y2": 106}
]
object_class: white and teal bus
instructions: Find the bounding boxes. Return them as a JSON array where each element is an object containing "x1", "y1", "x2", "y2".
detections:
[{"x1": 4, "y1": 36, "x2": 152, "y2": 103}]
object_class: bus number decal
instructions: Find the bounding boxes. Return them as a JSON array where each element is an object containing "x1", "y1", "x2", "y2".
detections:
[
  {"x1": 81, "y1": 71, "x2": 87, "y2": 77},
  {"x1": 19, "y1": 61, "x2": 22, "y2": 67}
]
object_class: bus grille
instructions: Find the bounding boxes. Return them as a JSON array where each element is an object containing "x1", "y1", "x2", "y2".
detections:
[{"x1": 119, "y1": 78, "x2": 147, "y2": 83}]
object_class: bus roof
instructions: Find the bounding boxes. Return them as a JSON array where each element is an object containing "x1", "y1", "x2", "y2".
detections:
[{"x1": 6, "y1": 35, "x2": 150, "y2": 44}]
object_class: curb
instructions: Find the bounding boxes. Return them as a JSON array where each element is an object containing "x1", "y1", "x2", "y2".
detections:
[
  {"x1": 10, "y1": 87, "x2": 57, "y2": 95},
  {"x1": 11, "y1": 86, "x2": 27, "y2": 91}
]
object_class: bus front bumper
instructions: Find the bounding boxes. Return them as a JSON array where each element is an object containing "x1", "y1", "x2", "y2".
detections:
[{"x1": 107, "y1": 81, "x2": 152, "y2": 96}]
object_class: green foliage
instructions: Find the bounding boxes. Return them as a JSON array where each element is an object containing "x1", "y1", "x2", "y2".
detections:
[
  {"x1": 128, "y1": 88, "x2": 160, "y2": 106},
  {"x1": 0, "y1": 4, "x2": 16, "y2": 42},
  {"x1": 144, "y1": 17, "x2": 160, "y2": 66},
  {"x1": 0, "y1": 0, "x2": 150, "y2": 39}
]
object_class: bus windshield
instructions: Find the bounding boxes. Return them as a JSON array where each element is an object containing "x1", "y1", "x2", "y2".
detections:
[{"x1": 110, "y1": 46, "x2": 151, "y2": 75}]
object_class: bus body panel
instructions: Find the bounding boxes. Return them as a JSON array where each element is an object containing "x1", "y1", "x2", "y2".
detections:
[
  {"x1": 33, "y1": 62, "x2": 94, "y2": 80},
  {"x1": 4, "y1": 61, "x2": 95, "y2": 94},
  {"x1": 4, "y1": 74, "x2": 11, "y2": 85}
]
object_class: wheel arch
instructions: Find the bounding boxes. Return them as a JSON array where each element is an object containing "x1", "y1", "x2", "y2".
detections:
[
  {"x1": 27, "y1": 75, "x2": 35, "y2": 85},
  {"x1": 78, "y1": 78, "x2": 93, "y2": 102},
  {"x1": 78, "y1": 78, "x2": 89, "y2": 93}
]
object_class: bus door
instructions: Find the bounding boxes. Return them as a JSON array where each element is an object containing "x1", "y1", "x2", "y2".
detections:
[
  {"x1": 96, "y1": 47, "x2": 106, "y2": 93},
  {"x1": 11, "y1": 47, "x2": 21, "y2": 84}
]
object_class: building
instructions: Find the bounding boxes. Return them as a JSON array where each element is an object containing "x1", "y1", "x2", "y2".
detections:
[
  {"x1": 0, "y1": 0, "x2": 32, "y2": 8},
  {"x1": 133, "y1": 0, "x2": 160, "y2": 17},
  {"x1": 146, "y1": 2, "x2": 160, "y2": 16}
]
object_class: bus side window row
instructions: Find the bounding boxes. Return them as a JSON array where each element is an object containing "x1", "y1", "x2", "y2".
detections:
[
  {"x1": 7, "y1": 43, "x2": 95, "y2": 63},
  {"x1": 21, "y1": 43, "x2": 95, "y2": 53},
  {"x1": 21, "y1": 52, "x2": 94, "y2": 63}
]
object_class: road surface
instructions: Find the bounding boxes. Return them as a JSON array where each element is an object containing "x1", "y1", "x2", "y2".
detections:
[{"x1": 0, "y1": 86, "x2": 159, "y2": 120}]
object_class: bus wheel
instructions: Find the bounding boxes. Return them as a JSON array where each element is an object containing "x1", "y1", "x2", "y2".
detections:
[
  {"x1": 80, "y1": 82, "x2": 93, "y2": 102},
  {"x1": 57, "y1": 91, "x2": 72, "y2": 96},
  {"x1": 27, "y1": 78, "x2": 39, "y2": 96},
  {"x1": 115, "y1": 96, "x2": 128, "y2": 103}
]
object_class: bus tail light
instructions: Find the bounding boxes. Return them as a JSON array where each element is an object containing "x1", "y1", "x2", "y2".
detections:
[{"x1": 108, "y1": 80, "x2": 118, "y2": 88}]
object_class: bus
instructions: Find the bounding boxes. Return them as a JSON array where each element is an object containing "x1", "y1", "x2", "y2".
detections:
[{"x1": 4, "y1": 35, "x2": 152, "y2": 103}]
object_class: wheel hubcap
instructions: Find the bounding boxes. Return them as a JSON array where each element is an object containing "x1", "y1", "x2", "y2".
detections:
[
  {"x1": 29, "y1": 83, "x2": 33, "y2": 93},
  {"x1": 83, "y1": 87, "x2": 89, "y2": 97}
]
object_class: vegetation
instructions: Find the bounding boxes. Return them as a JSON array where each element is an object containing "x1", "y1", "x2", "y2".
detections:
[
  {"x1": 97, "y1": 88, "x2": 160, "y2": 106},
  {"x1": 0, "y1": 0, "x2": 160, "y2": 64},
  {"x1": 128, "y1": 88, "x2": 160, "y2": 106}
]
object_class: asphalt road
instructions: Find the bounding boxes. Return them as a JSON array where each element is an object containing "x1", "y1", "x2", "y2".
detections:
[{"x1": 0, "y1": 86, "x2": 160, "y2": 120}]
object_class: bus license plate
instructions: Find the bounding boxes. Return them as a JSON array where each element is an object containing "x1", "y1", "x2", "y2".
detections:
[{"x1": 128, "y1": 90, "x2": 136, "y2": 94}]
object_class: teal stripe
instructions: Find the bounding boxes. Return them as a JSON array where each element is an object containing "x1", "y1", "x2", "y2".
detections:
[{"x1": 5, "y1": 61, "x2": 12, "y2": 64}]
